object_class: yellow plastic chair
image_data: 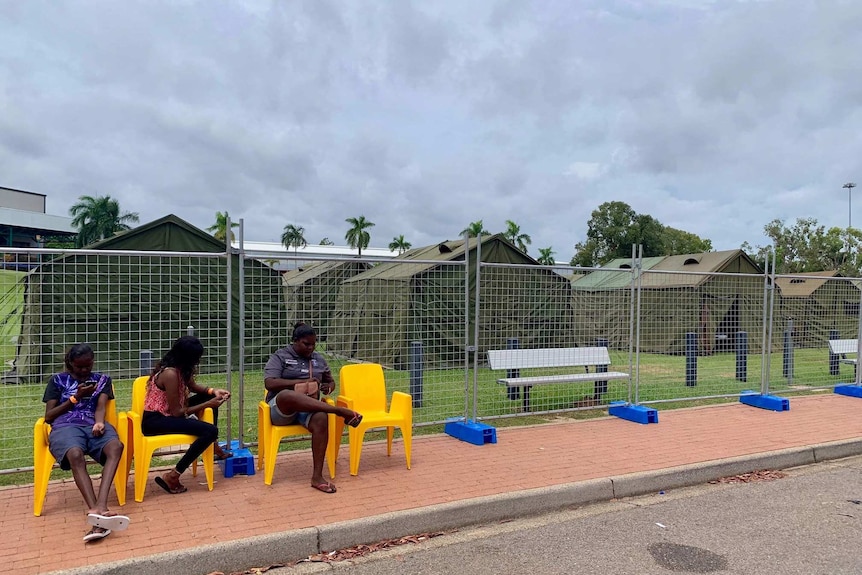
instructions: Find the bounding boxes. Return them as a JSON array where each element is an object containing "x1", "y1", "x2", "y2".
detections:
[
  {"x1": 33, "y1": 398, "x2": 128, "y2": 516},
  {"x1": 257, "y1": 393, "x2": 337, "y2": 485},
  {"x1": 334, "y1": 363, "x2": 413, "y2": 476},
  {"x1": 126, "y1": 375, "x2": 214, "y2": 502}
]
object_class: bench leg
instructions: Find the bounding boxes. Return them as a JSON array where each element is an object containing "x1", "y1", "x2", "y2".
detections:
[{"x1": 522, "y1": 385, "x2": 532, "y2": 412}]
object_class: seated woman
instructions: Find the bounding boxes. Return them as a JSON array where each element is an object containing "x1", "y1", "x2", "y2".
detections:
[
  {"x1": 142, "y1": 335, "x2": 230, "y2": 495},
  {"x1": 42, "y1": 343, "x2": 130, "y2": 542},
  {"x1": 264, "y1": 323, "x2": 363, "y2": 494}
]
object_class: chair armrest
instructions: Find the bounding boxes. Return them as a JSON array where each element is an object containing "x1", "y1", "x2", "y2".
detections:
[
  {"x1": 200, "y1": 407, "x2": 214, "y2": 424},
  {"x1": 390, "y1": 392, "x2": 413, "y2": 420},
  {"x1": 336, "y1": 395, "x2": 354, "y2": 410},
  {"x1": 34, "y1": 417, "x2": 50, "y2": 447}
]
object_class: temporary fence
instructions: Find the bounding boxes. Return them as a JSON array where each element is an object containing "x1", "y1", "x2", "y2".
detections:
[{"x1": 2, "y1": 241, "x2": 862, "y2": 482}]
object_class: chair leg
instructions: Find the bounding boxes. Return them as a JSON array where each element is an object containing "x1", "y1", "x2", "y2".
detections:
[
  {"x1": 264, "y1": 432, "x2": 278, "y2": 486},
  {"x1": 349, "y1": 428, "x2": 366, "y2": 476},
  {"x1": 402, "y1": 424, "x2": 413, "y2": 470},
  {"x1": 326, "y1": 413, "x2": 338, "y2": 479},
  {"x1": 386, "y1": 427, "x2": 394, "y2": 456},
  {"x1": 33, "y1": 455, "x2": 54, "y2": 517},
  {"x1": 202, "y1": 444, "x2": 214, "y2": 491},
  {"x1": 134, "y1": 445, "x2": 152, "y2": 503}
]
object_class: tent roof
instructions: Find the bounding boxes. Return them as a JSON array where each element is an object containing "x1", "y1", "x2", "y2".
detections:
[
  {"x1": 571, "y1": 256, "x2": 664, "y2": 290},
  {"x1": 85, "y1": 214, "x2": 224, "y2": 252},
  {"x1": 572, "y1": 249, "x2": 762, "y2": 290},
  {"x1": 282, "y1": 260, "x2": 366, "y2": 287},
  {"x1": 774, "y1": 270, "x2": 843, "y2": 297},
  {"x1": 343, "y1": 233, "x2": 536, "y2": 282}
]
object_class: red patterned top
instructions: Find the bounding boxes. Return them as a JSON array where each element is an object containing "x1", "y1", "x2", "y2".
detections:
[{"x1": 143, "y1": 367, "x2": 188, "y2": 416}]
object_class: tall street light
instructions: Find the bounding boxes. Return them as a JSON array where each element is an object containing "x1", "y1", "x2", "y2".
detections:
[{"x1": 844, "y1": 182, "x2": 857, "y2": 229}]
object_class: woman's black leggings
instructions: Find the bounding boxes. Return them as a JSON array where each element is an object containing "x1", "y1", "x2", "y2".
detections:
[{"x1": 141, "y1": 411, "x2": 218, "y2": 474}]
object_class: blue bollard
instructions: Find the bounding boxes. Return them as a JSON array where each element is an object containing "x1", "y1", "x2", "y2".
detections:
[
  {"x1": 409, "y1": 341, "x2": 423, "y2": 408},
  {"x1": 783, "y1": 322, "x2": 793, "y2": 379},
  {"x1": 140, "y1": 350, "x2": 153, "y2": 376},
  {"x1": 735, "y1": 331, "x2": 747, "y2": 382},
  {"x1": 685, "y1": 332, "x2": 697, "y2": 386}
]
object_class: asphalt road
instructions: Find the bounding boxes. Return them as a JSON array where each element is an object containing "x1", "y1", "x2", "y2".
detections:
[{"x1": 269, "y1": 455, "x2": 862, "y2": 575}]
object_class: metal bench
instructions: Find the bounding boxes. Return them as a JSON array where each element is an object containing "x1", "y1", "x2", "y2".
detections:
[
  {"x1": 829, "y1": 338, "x2": 859, "y2": 376},
  {"x1": 487, "y1": 347, "x2": 630, "y2": 411}
]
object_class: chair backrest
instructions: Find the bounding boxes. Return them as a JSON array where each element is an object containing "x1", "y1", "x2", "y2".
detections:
[
  {"x1": 339, "y1": 363, "x2": 388, "y2": 412},
  {"x1": 131, "y1": 375, "x2": 150, "y2": 414},
  {"x1": 104, "y1": 398, "x2": 118, "y2": 428}
]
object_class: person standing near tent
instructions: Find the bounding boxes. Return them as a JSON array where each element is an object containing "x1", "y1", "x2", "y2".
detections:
[
  {"x1": 142, "y1": 335, "x2": 230, "y2": 495},
  {"x1": 264, "y1": 322, "x2": 363, "y2": 494},
  {"x1": 42, "y1": 343, "x2": 130, "y2": 542}
]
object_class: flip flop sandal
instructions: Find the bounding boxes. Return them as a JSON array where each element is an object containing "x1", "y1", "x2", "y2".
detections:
[
  {"x1": 214, "y1": 449, "x2": 234, "y2": 461},
  {"x1": 345, "y1": 412, "x2": 363, "y2": 428},
  {"x1": 83, "y1": 526, "x2": 111, "y2": 542},
  {"x1": 87, "y1": 513, "x2": 130, "y2": 532},
  {"x1": 311, "y1": 481, "x2": 337, "y2": 494},
  {"x1": 155, "y1": 476, "x2": 188, "y2": 494}
]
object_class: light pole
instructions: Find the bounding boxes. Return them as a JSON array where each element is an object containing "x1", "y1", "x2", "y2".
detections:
[{"x1": 844, "y1": 182, "x2": 857, "y2": 229}]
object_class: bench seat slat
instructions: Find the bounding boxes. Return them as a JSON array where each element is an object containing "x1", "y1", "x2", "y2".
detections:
[{"x1": 497, "y1": 371, "x2": 630, "y2": 387}]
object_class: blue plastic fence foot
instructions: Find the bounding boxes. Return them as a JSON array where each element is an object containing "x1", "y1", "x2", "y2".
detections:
[
  {"x1": 444, "y1": 418, "x2": 498, "y2": 445},
  {"x1": 739, "y1": 391, "x2": 790, "y2": 412},
  {"x1": 608, "y1": 401, "x2": 658, "y2": 424},
  {"x1": 218, "y1": 440, "x2": 255, "y2": 478},
  {"x1": 834, "y1": 385, "x2": 862, "y2": 398}
]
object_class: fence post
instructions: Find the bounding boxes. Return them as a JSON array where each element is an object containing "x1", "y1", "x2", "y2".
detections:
[
  {"x1": 735, "y1": 331, "x2": 747, "y2": 382},
  {"x1": 409, "y1": 341, "x2": 423, "y2": 408},
  {"x1": 829, "y1": 328, "x2": 840, "y2": 376},
  {"x1": 595, "y1": 337, "x2": 609, "y2": 397},
  {"x1": 685, "y1": 331, "x2": 697, "y2": 386},
  {"x1": 783, "y1": 320, "x2": 794, "y2": 380},
  {"x1": 139, "y1": 350, "x2": 153, "y2": 376},
  {"x1": 506, "y1": 337, "x2": 520, "y2": 401}
]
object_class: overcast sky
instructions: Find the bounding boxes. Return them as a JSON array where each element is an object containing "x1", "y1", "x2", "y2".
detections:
[{"x1": 2, "y1": 0, "x2": 861, "y2": 262}]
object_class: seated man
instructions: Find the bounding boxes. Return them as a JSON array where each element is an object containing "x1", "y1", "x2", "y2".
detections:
[{"x1": 42, "y1": 343, "x2": 130, "y2": 541}]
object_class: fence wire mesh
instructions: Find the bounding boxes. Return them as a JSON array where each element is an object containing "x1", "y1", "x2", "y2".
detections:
[{"x1": 3, "y1": 244, "x2": 862, "y2": 485}]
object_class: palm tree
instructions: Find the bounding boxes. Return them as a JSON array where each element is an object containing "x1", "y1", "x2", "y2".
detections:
[
  {"x1": 388, "y1": 235, "x2": 412, "y2": 255},
  {"x1": 503, "y1": 219, "x2": 532, "y2": 254},
  {"x1": 281, "y1": 224, "x2": 308, "y2": 254},
  {"x1": 460, "y1": 220, "x2": 489, "y2": 238},
  {"x1": 319, "y1": 237, "x2": 334, "y2": 246},
  {"x1": 537, "y1": 247, "x2": 556, "y2": 265},
  {"x1": 206, "y1": 211, "x2": 239, "y2": 242},
  {"x1": 69, "y1": 195, "x2": 139, "y2": 248},
  {"x1": 345, "y1": 216, "x2": 375, "y2": 257}
]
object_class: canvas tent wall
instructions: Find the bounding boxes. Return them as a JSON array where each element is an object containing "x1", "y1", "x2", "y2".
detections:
[
  {"x1": 327, "y1": 234, "x2": 575, "y2": 369},
  {"x1": 572, "y1": 250, "x2": 766, "y2": 354},
  {"x1": 282, "y1": 260, "x2": 370, "y2": 340},
  {"x1": 775, "y1": 271, "x2": 861, "y2": 347},
  {"x1": 16, "y1": 214, "x2": 285, "y2": 383}
]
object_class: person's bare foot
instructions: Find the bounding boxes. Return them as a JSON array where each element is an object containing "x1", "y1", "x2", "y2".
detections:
[{"x1": 213, "y1": 443, "x2": 233, "y2": 460}]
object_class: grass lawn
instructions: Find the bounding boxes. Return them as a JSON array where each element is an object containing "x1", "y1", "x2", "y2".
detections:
[{"x1": 0, "y1": 346, "x2": 849, "y2": 487}]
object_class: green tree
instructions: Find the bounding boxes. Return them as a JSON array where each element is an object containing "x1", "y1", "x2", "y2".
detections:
[
  {"x1": 345, "y1": 216, "x2": 375, "y2": 257},
  {"x1": 319, "y1": 237, "x2": 334, "y2": 246},
  {"x1": 743, "y1": 217, "x2": 861, "y2": 275},
  {"x1": 460, "y1": 220, "x2": 490, "y2": 238},
  {"x1": 280, "y1": 224, "x2": 307, "y2": 254},
  {"x1": 69, "y1": 195, "x2": 139, "y2": 248},
  {"x1": 503, "y1": 220, "x2": 532, "y2": 253},
  {"x1": 206, "y1": 211, "x2": 239, "y2": 242},
  {"x1": 570, "y1": 201, "x2": 709, "y2": 266},
  {"x1": 662, "y1": 226, "x2": 713, "y2": 255},
  {"x1": 537, "y1": 247, "x2": 556, "y2": 265},
  {"x1": 388, "y1": 235, "x2": 412, "y2": 255}
]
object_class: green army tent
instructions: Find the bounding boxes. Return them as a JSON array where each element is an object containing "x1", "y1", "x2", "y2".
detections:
[
  {"x1": 15, "y1": 214, "x2": 285, "y2": 383},
  {"x1": 282, "y1": 260, "x2": 370, "y2": 341},
  {"x1": 775, "y1": 271, "x2": 861, "y2": 347},
  {"x1": 572, "y1": 250, "x2": 766, "y2": 354},
  {"x1": 327, "y1": 234, "x2": 575, "y2": 369}
]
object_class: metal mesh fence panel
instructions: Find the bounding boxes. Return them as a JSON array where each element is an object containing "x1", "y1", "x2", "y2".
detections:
[
  {"x1": 1, "y1": 248, "x2": 229, "y2": 482},
  {"x1": 475, "y1": 262, "x2": 633, "y2": 418},
  {"x1": 768, "y1": 273, "x2": 862, "y2": 394},
  {"x1": 631, "y1": 269, "x2": 768, "y2": 404},
  {"x1": 239, "y1": 252, "x2": 470, "y2": 454}
]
